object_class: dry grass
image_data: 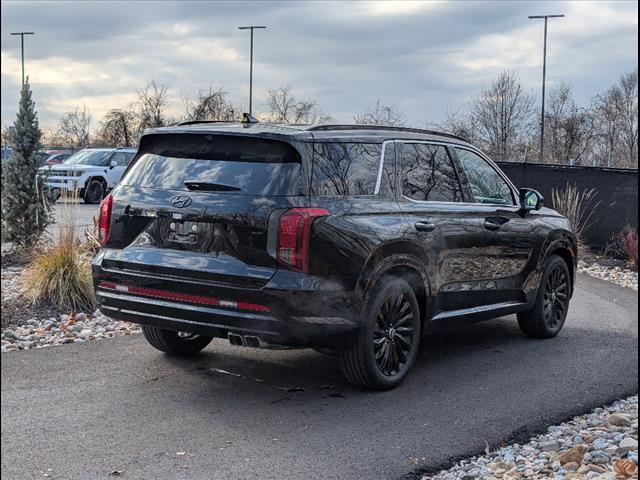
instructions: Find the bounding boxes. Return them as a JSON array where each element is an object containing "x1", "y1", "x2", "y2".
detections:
[
  {"x1": 608, "y1": 225, "x2": 639, "y2": 267},
  {"x1": 551, "y1": 184, "x2": 601, "y2": 245},
  {"x1": 18, "y1": 190, "x2": 97, "y2": 312}
]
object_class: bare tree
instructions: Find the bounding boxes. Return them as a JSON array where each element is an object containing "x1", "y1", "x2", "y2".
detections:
[
  {"x1": 544, "y1": 82, "x2": 594, "y2": 165},
  {"x1": 266, "y1": 85, "x2": 332, "y2": 124},
  {"x1": 55, "y1": 106, "x2": 92, "y2": 149},
  {"x1": 616, "y1": 70, "x2": 639, "y2": 167},
  {"x1": 137, "y1": 79, "x2": 170, "y2": 130},
  {"x1": 94, "y1": 106, "x2": 139, "y2": 147},
  {"x1": 472, "y1": 71, "x2": 535, "y2": 161},
  {"x1": 591, "y1": 70, "x2": 638, "y2": 168},
  {"x1": 434, "y1": 102, "x2": 480, "y2": 142},
  {"x1": 181, "y1": 86, "x2": 241, "y2": 121},
  {"x1": 353, "y1": 100, "x2": 406, "y2": 126}
]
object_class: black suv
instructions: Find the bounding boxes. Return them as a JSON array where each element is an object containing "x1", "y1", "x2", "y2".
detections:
[{"x1": 92, "y1": 120, "x2": 576, "y2": 390}]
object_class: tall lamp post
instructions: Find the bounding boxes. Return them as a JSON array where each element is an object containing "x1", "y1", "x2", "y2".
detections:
[
  {"x1": 238, "y1": 25, "x2": 266, "y2": 115},
  {"x1": 10, "y1": 31, "x2": 35, "y2": 87},
  {"x1": 528, "y1": 14, "x2": 564, "y2": 162}
]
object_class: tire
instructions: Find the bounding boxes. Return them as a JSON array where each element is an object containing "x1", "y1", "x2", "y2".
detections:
[
  {"x1": 340, "y1": 277, "x2": 421, "y2": 390},
  {"x1": 83, "y1": 179, "x2": 105, "y2": 204},
  {"x1": 517, "y1": 254, "x2": 571, "y2": 339},
  {"x1": 142, "y1": 325, "x2": 213, "y2": 356}
]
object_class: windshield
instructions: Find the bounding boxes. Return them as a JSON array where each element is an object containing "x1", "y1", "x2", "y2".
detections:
[{"x1": 64, "y1": 150, "x2": 110, "y2": 166}]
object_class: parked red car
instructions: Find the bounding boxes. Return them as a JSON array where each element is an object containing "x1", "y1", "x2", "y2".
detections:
[{"x1": 43, "y1": 150, "x2": 72, "y2": 165}]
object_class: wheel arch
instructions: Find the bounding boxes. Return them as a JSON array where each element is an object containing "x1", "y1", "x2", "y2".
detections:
[
  {"x1": 84, "y1": 175, "x2": 107, "y2": 189},
  {"x1": 357, "y1": 242, "x2": 432, "y2": 326},
  {"x1": 541, "y1": 232, "x2": 578, "y2": 296}
]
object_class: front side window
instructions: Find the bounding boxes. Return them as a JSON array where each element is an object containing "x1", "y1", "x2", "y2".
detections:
[
  {"x1": 400, "y1": 143, "x2": 463, "y2": 202},
  {"x1": 455, "y1": 149, "x2": 514, "y2": 205},
  {"x1": 110, "y1": 152, "x2": 129, "y2": 166},
  {"x1": 311, "y1": 143, "x2": 383, "y2": 196}
]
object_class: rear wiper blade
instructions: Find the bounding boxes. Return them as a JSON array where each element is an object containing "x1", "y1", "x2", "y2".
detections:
[{"x1": 184, "y1": 181, "x2": 241, "y2": 192}]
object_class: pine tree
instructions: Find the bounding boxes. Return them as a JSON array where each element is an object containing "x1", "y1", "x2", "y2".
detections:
[{"x1": 1, "y1": 78, "x2": 52, "y2": 246}]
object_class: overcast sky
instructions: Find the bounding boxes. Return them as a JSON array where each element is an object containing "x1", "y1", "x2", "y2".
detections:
[{"x1": 1, "y1": 0, "x2": 637, "y2": 130}]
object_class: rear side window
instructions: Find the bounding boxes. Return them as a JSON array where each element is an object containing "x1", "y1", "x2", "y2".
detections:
[
  {"x1": 311, "y1": 143, "x2": 382, "y2": 196},
  {"x1": 120, "y1": 135, "x2": 302, "y2": 196},
  {"x1": 400, "y1": 143, "x2": 463, "y2": 202}
]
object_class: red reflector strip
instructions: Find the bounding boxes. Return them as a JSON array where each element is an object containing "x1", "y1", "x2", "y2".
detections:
[{"x1": 97, "y1": 281, "x2": 270, "y2": 312}]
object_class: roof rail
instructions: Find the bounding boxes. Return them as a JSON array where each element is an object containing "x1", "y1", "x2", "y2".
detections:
[
  {"x1": 175, "y1": 120, "x2": 237, "y2": 126},
  {"x1": 307, "y1": 124, "x2": 468, "y2": 142}
]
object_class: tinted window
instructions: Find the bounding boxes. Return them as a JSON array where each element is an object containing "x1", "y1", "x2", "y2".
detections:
[
  {"x1": 455, "y1": 149, "x2": 514, "y2": 205},
  {"x1": 400, "y1": 143, "x2": 463, "y2": 202},
  {"x1": 121, "y1": 153, "x2": 300, "y2": 195},
  {"x1": 65, "y1": 150, "x2": 110, "y2": 166},
  {"x1": 311, "y1": 143, "x2": 382, "y2": 196}
]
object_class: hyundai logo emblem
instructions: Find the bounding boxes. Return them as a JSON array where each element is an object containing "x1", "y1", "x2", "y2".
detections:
[{"x1": 170, "y1": 194, "x2": 192, "y2": 208}]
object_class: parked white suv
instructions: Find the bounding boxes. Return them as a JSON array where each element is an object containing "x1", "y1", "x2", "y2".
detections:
[{"x1": 38, "y1": 147, "x2": 137, "y2": 203}]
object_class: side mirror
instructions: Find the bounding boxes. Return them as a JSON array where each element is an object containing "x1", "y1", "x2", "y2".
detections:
[
  {"x1": 519, "y1": 188, "x2": 544, "y2": 211},
  {"x1": 109, "y1": 159, "x2": 117, "y2": 169}
]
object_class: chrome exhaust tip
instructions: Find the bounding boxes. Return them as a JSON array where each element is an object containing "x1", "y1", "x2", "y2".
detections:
[
  {"x1": 243, "y1": 335, "x2": 261, "y2": 348},
  {"x1": 228, "y1": 333, "x2": 245, "y2": 346}
]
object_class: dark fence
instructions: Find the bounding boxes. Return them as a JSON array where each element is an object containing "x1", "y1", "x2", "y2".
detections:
[{"x1": 497, "y1": 162, "x2": 638, "y2": 248}]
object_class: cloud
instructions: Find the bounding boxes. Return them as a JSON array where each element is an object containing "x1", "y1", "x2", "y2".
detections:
[{"x1": 1, "y1": 0, "x2": 637, "y2": 130}]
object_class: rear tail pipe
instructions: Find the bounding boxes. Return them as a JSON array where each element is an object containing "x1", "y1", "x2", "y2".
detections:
[{"x1": 227, "y1": 333, "x2": 264, "y2": 348}]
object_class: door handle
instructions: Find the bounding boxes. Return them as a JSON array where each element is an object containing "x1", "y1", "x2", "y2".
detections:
[
  {"x1": 415, "y1": 221, "x2": 436, "y2": 232},
  {"x1": 484, "y1": 217, "x2": 509, "y2": 231}
]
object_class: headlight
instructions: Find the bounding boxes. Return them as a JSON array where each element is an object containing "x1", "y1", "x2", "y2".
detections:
[{"x1": 74, "y1": 171, "x2": 84, "y2": 177}]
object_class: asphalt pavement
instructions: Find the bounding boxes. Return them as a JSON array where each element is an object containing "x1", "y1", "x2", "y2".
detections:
[
  {"x1": 48, "y1": 200, "x2": 99, "y2": 240},
  {"x1": 1, "y1": 274, "x2": 637, "y2": 480}
]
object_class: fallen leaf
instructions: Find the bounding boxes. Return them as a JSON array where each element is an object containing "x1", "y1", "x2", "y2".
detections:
[
  {"x1": 176, "y1": 452, "x2": 186, "y2": 456},
  {"x1": 614, "y1": 458, "x2": 638, "y2": 478},
  {"x1": 109, "y1": 470, "x2": 122, "y2": 476}
]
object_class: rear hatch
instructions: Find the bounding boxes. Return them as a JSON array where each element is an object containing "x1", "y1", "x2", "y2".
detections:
[{"x1": 102, "y1": 133, "x2": 307, "y2": 289}]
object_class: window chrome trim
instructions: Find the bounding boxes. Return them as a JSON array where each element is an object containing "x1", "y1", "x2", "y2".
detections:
[{"x1": 373, "y1": 140, "x2": 393, "y2": 195}]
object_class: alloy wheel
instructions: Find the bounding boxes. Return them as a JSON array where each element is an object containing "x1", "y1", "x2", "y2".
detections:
[
  {"x1": 373, "y1": 293, "x2": 415, "y2": 376},
  {"x1": 543, "y1": 265, "x2": 568, "y2": 329}
]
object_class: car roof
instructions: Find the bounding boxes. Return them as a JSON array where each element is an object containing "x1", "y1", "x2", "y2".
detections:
[
  {"x1": 143, "y1": 122, "x2": 474, "y2": 147},
  {"x1": 75, "y1": 147, "x2": 137, "y2": 152}
]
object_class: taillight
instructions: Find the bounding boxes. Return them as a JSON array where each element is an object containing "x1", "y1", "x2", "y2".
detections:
[
  {"x1": 276, "y1": 208, "x2": 329, "y2": 272},
  {"x1": 98, "y1": 194, "x2": 113, "y2": 245}
]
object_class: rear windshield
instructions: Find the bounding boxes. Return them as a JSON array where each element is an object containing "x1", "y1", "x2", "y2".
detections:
[{"x1": 121, "y1": 135, "x2": 302, "y2": 195}]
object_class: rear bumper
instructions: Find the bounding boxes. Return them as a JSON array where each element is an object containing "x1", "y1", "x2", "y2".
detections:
[{"x1": 92, "y1": 252, "x2": 363, "y2": 349}]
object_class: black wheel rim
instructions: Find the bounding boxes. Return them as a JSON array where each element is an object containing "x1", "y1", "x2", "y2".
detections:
[
  {"x1": 87, "y1": 183, "x2": 102, "y2": 202},
  {"x1": 373, "y1": 293, "x2": 415, "y2": 376},
  {"x1": 543, "y1": 266, "x2": 568, "y2": 329}
]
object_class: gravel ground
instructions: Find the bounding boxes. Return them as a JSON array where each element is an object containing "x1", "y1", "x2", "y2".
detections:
[
  {"x1": 1, "y1": 266, "x2": 140, "y2": 353},
  {"x1": 422, "y1": 396, "x2": 639, "y2": 480},
  {"x1": 578, "y1": 260, "x2": 638, "y2": 292}
]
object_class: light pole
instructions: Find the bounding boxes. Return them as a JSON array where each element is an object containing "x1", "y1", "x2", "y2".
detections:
[
  {"x1": 10, "y1": 31, "x2": 35, "y2": 87},
  {"x1": 528, "y1": 14, "x2": 564, "y2": 162},
  {"x1": 238, "y1": 25, "x2": 266, "y2": 115}
]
